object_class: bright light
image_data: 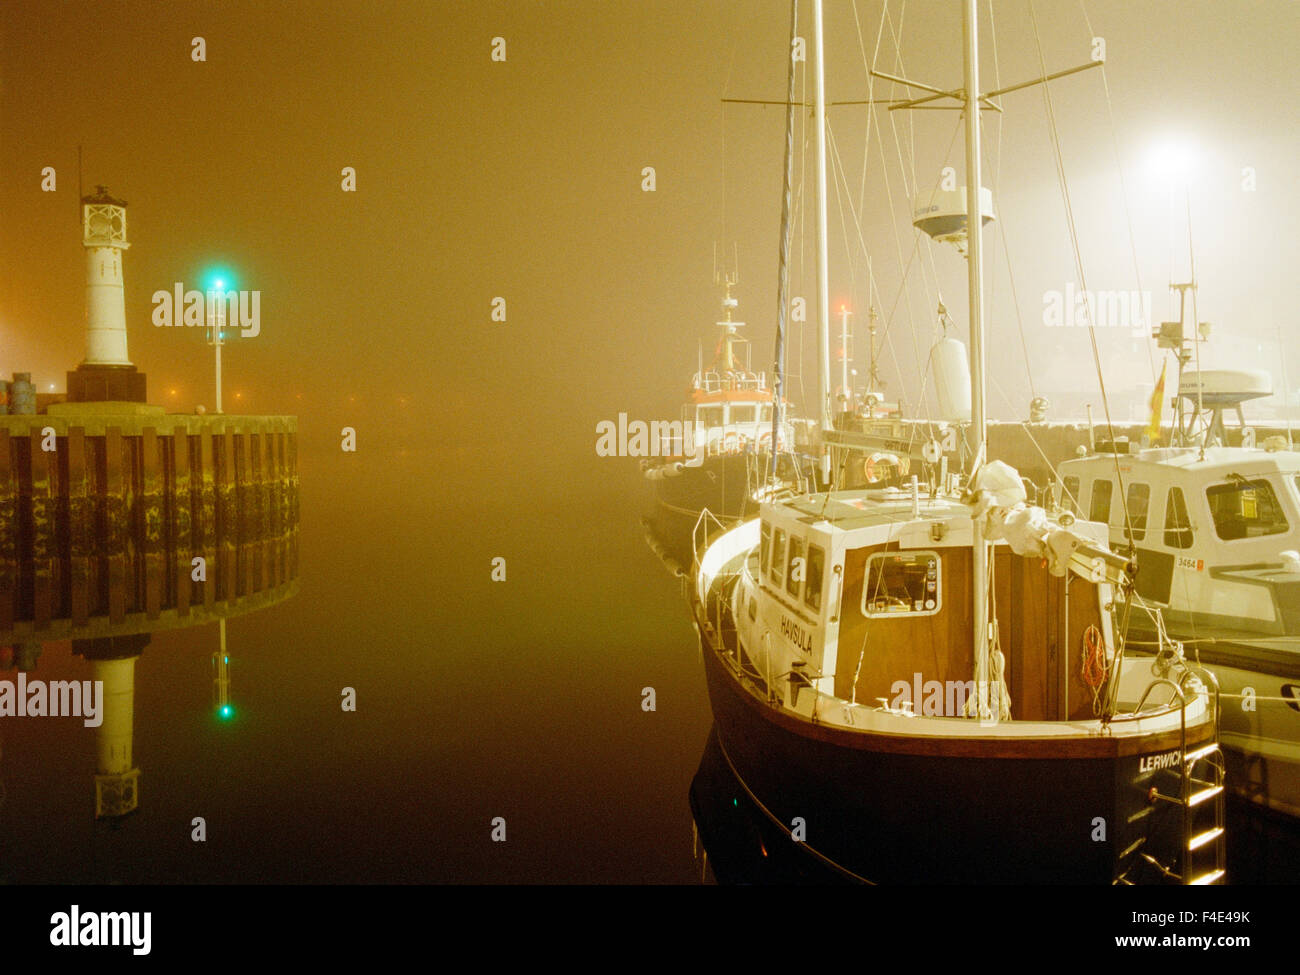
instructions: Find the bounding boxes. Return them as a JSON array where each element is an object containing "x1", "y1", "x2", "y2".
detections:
[
  {"x1": 218, "y1": 704, "x2": 234, "y2": 720},
  {"x1": 1146, "y1": 138, "x2": 1199, "y2": 184},
  {"x1": 213, "y1": 278, "x2": 225, "y2": 290}
]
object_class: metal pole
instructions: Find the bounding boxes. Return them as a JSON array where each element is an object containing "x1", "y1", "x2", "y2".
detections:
[
  {"x1": 813, "y1": 0, "x2": 832, "y2": 437},
  {"x1": 964, "y1": 0, "x2": 992, "y2": 719},
  {"x1": 840, "y1": 306, "x2": 850, "y2": 407}
]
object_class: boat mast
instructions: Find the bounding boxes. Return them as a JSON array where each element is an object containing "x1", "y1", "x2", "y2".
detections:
[
  {"x1": 963, "y1": 0, "x2": 993, "y2": 719},
  {"x1": 813, "y1": 0, "x2": 832, "y2": 455},
  {"x1": 771, "y1": 0, "x2": 800, "y2": 481}
]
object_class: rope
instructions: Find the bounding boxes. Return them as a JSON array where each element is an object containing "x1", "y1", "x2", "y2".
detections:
[{"x1": 1081, "y1": 623, "x2": 1108, "y2": 714}]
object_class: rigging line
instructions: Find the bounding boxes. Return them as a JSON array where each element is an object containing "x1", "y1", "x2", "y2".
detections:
[
  {"x1": 861, "y1": 0, "x2": 947, "y2": 374},
  {"x1": 851, "y1": 0, "x2": 890, "y2": 226},
  {"x1": 826, "y1": 117, "x2": 925, "y2": 426},
  {"x1": 987, "y1": 373, "x2": 1082, "y2": 511},
  {"x1": 1077, "y1": 0, "x2": 1156, "y2": 385},
  {"x1": 1027, "y1": 0, "x2": 1132, "y2": 538},
  {"x1": 1187, "y1": 190, "x2": 1207, "y2": 459},
  {"x1": 985, "y1": 0, "x2": 1036, "y2": 404},
  {"x1": 874, "y1": 118, "x2": 964, "y2": 403}
]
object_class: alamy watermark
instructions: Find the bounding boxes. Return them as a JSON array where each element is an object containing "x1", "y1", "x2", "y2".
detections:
[
  {"x1": 888, "y1": 673, "x2": 1002, "y2": 717},
  {"x1": 0, "y1": 674, "x2": 103, "y2": 726},
  {"x1": 596, "y1": 412, "x2": 706, "y2": 460},
  {"x1": 50, "y1": 905, "x2": 151, "y2": 955},
  {"x1": 1042, "y1": 284, "x2": 1151, "y2": 336},
  {"x1": 151, "y1": 283, "x2": 260, "y2": 337}
]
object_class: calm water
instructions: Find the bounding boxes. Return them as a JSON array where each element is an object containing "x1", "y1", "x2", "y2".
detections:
[{"x1": 0, "y1": 441, "x2": 713, "y2": 883}]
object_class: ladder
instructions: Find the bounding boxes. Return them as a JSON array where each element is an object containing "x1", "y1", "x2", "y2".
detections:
[
  {"x1": 1178, "y1": 742, "x2": 1227, "y2": 885},
  {"x1": 1119, "y1": 668, "x2": 1226, "y2": 884},
  {"x1": 1141, "y1": 670, "x2": 1227, "y2": 884}
]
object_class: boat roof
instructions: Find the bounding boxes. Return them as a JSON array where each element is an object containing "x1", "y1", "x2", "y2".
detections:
[
  {"x1": 762, "y1": 490, "x2": 969, "y2": 533},
  {"x1": 1064, "y1": 446, "x2": 1300, "y2": 477}
]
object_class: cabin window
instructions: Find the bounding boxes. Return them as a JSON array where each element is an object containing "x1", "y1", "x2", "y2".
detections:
[
  {"x1": 747, "y1": 594, "x2": 757, "y2": 621},
  {"x1": 1164, "y1": 487, "x2": 1193, "y2": 549},
  {"x1": 729, "y1": 405, "x2": 757, "y2": 425},
  {"x1": 805, "y1": 545, "x2": 825, "y2": 611},
  {"x1": 761, "y1": 405, "x2": 773, "y2": 424},
  {"x1": 861, "y1": 551, "x2": 941, "y2": 618},
  {"x1": 760, "y1": 523, "x2": 771, "y2": 576},
  {"x1": 1126, "y1": 482, "x2": 1150, "y2": 541},
  {"x1": 786, "y1": 535, "x2": 805, "y2": 597},
  {"x1": 1062, "y1": 475, "x2": 1080, "y2": 514},
  {"x1": 1089, "y1": 479, "x2": 1113, "y2": 523},
  {"x1": 771, "y1": 529, "x2": 786, "y2": 585},
  {"x1": 698, "y1": 406, "x2": 724, "y2": 429},
  {"x1": 1207, "y1": 479, "x2": 1289, "y2": 540}
]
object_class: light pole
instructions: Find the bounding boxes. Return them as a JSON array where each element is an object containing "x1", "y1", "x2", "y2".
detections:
[{"x1": 205, "y1": 276, "x2": 227, "y2": 414}]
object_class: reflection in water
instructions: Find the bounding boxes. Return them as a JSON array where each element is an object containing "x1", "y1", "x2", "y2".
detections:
[
  {"x1": 1, "y1": 414, "x2": 299, "y2": 837},
  {"x1": 689, "y1": 725, "x2": 847, "y2": 885}
]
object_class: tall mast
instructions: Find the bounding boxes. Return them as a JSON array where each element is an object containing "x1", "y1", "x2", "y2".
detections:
[
  {"x1": 771, "y1": 0, "x2": 800, "y2": 480},
  {"x1": 813, "y1": 0, "x2": 832, "y2": 439},
  {"x1": 963, "y1": 0, "x2": 992, "y2": 719}
]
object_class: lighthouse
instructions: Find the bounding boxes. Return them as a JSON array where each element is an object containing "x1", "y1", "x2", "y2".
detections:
[
  {"x1": 66, "y1": 186, "x2": 147, "y2": 403},
  {"x1": 76, "y1": 634, "x2": 147, "y2": 820}
]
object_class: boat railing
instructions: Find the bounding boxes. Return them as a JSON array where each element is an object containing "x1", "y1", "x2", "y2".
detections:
[
  {"x1": 692, "y1": 370, "x2": 768, "y2": 394},
  {"x1": 692, "y1": 507, "x2": 729, "y2": 577}
]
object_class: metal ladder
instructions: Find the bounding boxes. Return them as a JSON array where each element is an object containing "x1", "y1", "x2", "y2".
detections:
[
  {"x1": 1177, "y1": 742, "x2": 1227, "y2": 885},
  {"x1": 1137, "y1": 670, "x2": 1226, "y2": 884}
]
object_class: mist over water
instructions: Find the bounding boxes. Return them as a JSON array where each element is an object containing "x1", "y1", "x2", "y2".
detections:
[{"x1": 1, "y1": 0, "x2": 1296, "y2": 888}]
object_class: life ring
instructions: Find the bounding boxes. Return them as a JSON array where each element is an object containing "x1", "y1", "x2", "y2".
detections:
[
  {"x1": 758, "y1": 431, "x2": 772, "y2": 449},
  {"x1": 723, "y1": 431, "x2": 741, "y2": 453}
]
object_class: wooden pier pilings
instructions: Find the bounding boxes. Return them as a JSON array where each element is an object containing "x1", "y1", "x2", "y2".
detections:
[{"x1": 0, "y1": 404, "x2": 299, "y2": 642}]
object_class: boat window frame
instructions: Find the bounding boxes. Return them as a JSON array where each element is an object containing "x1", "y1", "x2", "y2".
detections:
[
  {"x1": 697, "y1": 405, "x2": 724, "y2": 429},
  {"x1": 786, "y1": 534, "x2": 805, "y2": 598},
  {"x1": 1089, "y1": 478, "x2": 1113, "y2": 524},
  {"x1": 1062, "y1": 475, "x2": 1080, "y2": 515},
  {"x1": 728, "y1": 403, "x2": 757, "y2": 425},
  {"x1": 771, "y1": 528, "x2": 787, "y2": 586},
  {"x1": 1164, "y1": 486, "x2": 1193, "y2": 549},
  {"x1": 760, "y1": 523, "x2": 771, "y2": 577},
  {"x1": 1126, "y1": 481, "x2": 1150, "y2": 541},
  {"x1": 805, "y1": 544, "x2": 826, "y2": 611},
  {"x1": 860, "y1": 549, "x2": 942, "y2": 619},
  {"x1": 1206, "y1": 477, "x2": 1290, "y2": 541}
]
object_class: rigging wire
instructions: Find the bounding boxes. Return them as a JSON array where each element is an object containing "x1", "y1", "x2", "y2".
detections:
[
  {"x1": 1026, "y1": 0, "x2": 1133, "y2": 541},
  {"x1": 984, "y1": 0, "x2": 1037, "y2": 404},
  {"x1": 1076, "y1": 1, "x2": 1157, "y2": 386}
]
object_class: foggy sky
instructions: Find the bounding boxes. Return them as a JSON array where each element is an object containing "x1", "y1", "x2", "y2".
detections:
[{"x1": 3, "y1": 1, "x2": 1297, "y2": 466}]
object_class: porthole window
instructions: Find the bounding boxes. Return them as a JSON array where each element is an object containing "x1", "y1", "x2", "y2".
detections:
[{"x1": 861, "y1": 551, "x2": 941, "y2": 618}]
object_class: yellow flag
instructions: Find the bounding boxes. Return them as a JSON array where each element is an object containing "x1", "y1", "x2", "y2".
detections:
[{"x1": 1146, "y1": 360, "x2": 1167, "y2": 445}]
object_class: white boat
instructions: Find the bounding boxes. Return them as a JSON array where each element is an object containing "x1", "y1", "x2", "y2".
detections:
[
  {"x1": 643, "y1": 279, "x2": 807, "y2": 572},
  {"x1": 1060, "y1": 293, "x2": 1300, "y2": 817},
  {"x1": 689, "y1": 0, "x2": 1225, "y2": 884}
]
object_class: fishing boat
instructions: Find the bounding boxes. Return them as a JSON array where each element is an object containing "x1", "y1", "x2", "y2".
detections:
[
  {"x1": 1059, "y1": 287, "x2": 1300, "y2": 817},
  {"x1": 643, "y1": 277, "x2": 807, "y2": 573},
  {"x1": 689, "y1": 0, "x2": 1225, "y2": 884}
]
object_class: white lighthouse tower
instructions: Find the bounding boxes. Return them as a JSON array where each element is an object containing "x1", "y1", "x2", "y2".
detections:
[
  {"x1": 82, "y1": 186, "x2": 131, "y2": 365},
  {"x1": 67, "y1": 186, "x2": 147, "y2": 402}
]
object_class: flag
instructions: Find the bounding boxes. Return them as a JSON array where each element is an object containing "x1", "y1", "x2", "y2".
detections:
[{"x1": 1146, "y1": 360, "x2": 1167, "y2": 445}]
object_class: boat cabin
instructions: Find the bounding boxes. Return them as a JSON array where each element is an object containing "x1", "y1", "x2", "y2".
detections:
[
  {"x1": 734, "y1": 491, "x2": 1116, "y2": 723},
  {"x1": 1059, "y1": 446, "x2": 1300, "y2": 636}
]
